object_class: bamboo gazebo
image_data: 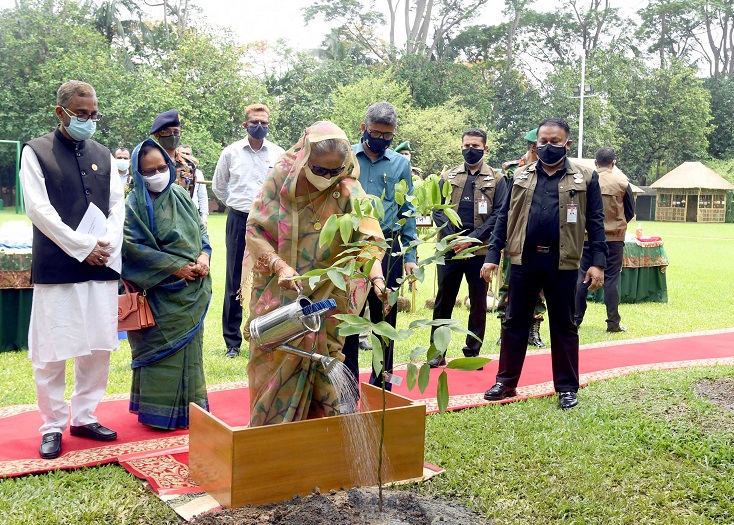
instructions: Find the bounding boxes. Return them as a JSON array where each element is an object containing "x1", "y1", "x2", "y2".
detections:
[{"x1": 650, "y1": 162, "x2": 733, "y2": 222}]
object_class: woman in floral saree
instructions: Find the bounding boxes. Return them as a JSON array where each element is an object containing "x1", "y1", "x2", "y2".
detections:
[
  {"x1": 244, "y1": 121, "x2": 386, "y2": 427},
  {"x1": 122, "y1": 139, "x2": 212, "y2": 430}
]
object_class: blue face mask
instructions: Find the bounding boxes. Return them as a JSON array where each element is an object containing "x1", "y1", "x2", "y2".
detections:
[
  {"x1": 248, "y1": 124, "x2": 269, "y2": 140},
  {"x1": 64, "y1": 115, "x2": 96, "y2": 142},
  {"x1": 362, "y1": 130, "x2": 393, "y2": 155}
]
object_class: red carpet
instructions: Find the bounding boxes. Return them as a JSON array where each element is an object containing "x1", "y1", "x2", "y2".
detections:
[{"x1": 2, "y1": 329, "x2": 733, "y2": 479}]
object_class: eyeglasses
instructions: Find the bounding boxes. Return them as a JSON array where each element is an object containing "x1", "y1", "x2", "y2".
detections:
[
  {"x1": 538, "y1": 139, "x2": 569, "y2": 147},
  {"x1": 158, "y1": 129, "x2": 181, "y2": 137},
  {"x1": 140, "y1": 164, "x2": 169, "y2": 177},
  {"x1": 309, "y1": 164, "x2": 346, "y2": 177},
  {"x1": 247, "y1": 120, "x2": 269, "y2": 127},
  {"x1": 62, "y1": 106, "x2": 102, "y2": 123},
  {"x1": 366, "y1": 128, "x2": 395, "y2": 140}
]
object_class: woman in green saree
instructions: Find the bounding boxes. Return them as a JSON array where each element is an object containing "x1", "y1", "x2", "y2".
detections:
[
  {"x1": 122, "y1": 139, "x2": 212, "y2": 430},
  {"x1": 244, "y1": 121, "x2": 387, "y2": 427}
]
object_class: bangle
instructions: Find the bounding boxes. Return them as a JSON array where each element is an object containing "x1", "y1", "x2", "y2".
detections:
[
  {"x1": 370, "y1": 276, "x2": 385, "y2": 284},
  {"x1": 269, "y1": 256, "x2": 283, "y2": 273}
]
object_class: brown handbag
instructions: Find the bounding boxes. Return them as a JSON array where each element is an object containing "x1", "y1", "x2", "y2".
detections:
[{"x1": 118, "y1": 279, "x2": 155, "y2": 332}]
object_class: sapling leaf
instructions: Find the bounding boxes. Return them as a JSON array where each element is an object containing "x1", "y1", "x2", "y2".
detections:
[
  {"x1": 371, "y1": 333, "x2": 383, "y2": 375},
  {"x1": 433, "y1": 325, "x2": 451, "y2": 352},
  {"x1": 406, "y1": 363, "x2": 418, "y2": 390},
  {"x1": 446, "y1": 357, "x2": 491, "y2": 371},
  {"x1": 437, "y1": 371, "x2": 449, "y2": 414},
  {"x1": 319, "y1": 214, "x2": 339, "y2": 247},
  {"x1": 418, "y1": 363, "x2": 431, "y2": 394}
]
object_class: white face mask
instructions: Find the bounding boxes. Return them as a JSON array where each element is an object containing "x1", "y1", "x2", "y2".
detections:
[
  {"x1": 116, "y1": 159, "x2": 130, "y2": 172},
  {"x1": 304, "y1": 166, "x2": 334, "y2": 191},
  {"x1": 143, "y1": 172, "x2": 170, "y2": 193}
]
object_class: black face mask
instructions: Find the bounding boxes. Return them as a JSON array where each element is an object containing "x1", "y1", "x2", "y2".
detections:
[
  {"x1": 536, "y1": 142, "x2": 568, "y2": 166},
  {"x1": 462, "y1": 147, "x2": 484, "y2": 166},
  {"x1": 362, "y1": 130, "x2": 392, "y2": 154},
  {"x1": 158, "y1": 135, "x2": 180, "y2": 151}
]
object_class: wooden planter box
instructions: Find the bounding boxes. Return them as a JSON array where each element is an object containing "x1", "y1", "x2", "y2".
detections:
[{"x1": 189, "y1": 383, "x2": 426, "y2": 508}]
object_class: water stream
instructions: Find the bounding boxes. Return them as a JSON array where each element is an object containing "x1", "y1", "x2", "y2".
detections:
[{"x1": 326, "y1": 360, "x2": 393, "y2": 486}]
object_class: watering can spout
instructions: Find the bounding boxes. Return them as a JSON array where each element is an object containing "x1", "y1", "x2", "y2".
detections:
[{"x1": 278, "y1": 344, "x2": 338, "y2": 374}]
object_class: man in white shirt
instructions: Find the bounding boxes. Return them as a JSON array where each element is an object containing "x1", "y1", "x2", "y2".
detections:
[
  {"x1": 114, "y1": 147, "x2": 130, "y2": 189},
  {"x1": 212, "y1": 104, "x2": 285, "y2": 358},
  {"x1": 20, "y1": 80, "x2": 124, "y2": 459},
  {"x1": 179, "y1": 144, "x2": 209, "y2": 227}
]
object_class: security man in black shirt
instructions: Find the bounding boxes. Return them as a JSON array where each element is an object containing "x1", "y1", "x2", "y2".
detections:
[
  {"x1": 428, "y1": 128, "x2": 507, "y2": 367},
  {"x1": 480, "y1": 118, "x2": 607, "y2": 410}
]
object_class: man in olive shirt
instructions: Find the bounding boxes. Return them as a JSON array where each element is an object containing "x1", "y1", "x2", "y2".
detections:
[
  {"x1": 481, "y1": 118, "x2": 607, "y2": 410},
  {"x1": 575, "y1": 147, "x2": 635, "y2": 332}
]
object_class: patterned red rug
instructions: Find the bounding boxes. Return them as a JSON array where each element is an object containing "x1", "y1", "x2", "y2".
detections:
[{"x1": 2, "y1": 329, "x2": 733, "y2": 480}]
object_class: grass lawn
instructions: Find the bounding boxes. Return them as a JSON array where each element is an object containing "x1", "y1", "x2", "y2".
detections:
[{"x1": 1, "y1": 206, "x2": 733, "y2": 524}]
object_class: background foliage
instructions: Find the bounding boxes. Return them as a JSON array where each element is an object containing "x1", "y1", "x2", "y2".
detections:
[{"x1": 0, "y1": 0, "x2": 732, "y2": 201}]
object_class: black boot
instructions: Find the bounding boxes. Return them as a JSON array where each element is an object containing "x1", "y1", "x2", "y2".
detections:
[{"x1": 528, "y1": 319, "x2": 545, "y2": 347}]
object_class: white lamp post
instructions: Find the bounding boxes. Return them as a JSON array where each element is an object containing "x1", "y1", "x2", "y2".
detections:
[{"x1": 571, "y1": 54, "x2": 595, "y2": 160}]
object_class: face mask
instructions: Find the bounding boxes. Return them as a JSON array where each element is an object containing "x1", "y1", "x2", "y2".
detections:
[
  {"x1": 157, "y1": 134, "x2": 180, "y2": 151},
  {"x1": 248, "y1": 124, "x2": 269, "y2": 140},
  {"x1": 304, "y1": 166, "x2": 334, "y2": 191},
  {"x1": 64, "y1": 117, "x2": 96, "y2": 141},
  {"x1": 143, "y1": 172, "x2": 170, "y2": 193},
  {"x1": 462, "y1": 147, "x2": 485, "y2": 166},
  {"x1": 116, "y1": 159, "x2": 130, "y2": 172},
  {"x1": 536, "y1": 141, "x2": 568, "y2": 166},
  {"x1": 362, "y1": 130, "x2": 392, "y2": 155}
]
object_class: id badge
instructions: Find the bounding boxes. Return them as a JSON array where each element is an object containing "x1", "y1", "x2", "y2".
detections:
[
  {"x1": 567, "y1": 204, "x2": 578, "y2": 224},
  {"x1": 478, "y1": 196, "x2": 488, "y2": 214}
]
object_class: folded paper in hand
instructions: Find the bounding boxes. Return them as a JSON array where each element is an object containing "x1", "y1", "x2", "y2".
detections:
[{"x1": 76, "y1": 203, "x2": 107, "y2": 237}]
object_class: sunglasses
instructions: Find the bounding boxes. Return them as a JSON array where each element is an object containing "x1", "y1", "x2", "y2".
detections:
[
  {"x1": 140, "y1": 164, "x2": 169, "y2": 177},
  {"x1": 309, "y1": 164, "x2": 346, "y2": 177}
]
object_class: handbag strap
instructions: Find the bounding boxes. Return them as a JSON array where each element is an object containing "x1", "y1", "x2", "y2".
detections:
[
  {"x1": 120, "y1": 278, "x2": 147, "y2": 296},
  {"x1": 120, "y1": 279, "x2": 147, "y2": 313}
]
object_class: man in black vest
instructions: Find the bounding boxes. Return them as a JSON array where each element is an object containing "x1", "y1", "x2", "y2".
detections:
[
  {"x1": 20, "y1": 80, "x2": 124, "y2": 459},
  {"x1": 481, "y1": 118, "x2": 607, "y2": 410},
  {"x1": 429, "y1": 128, "x2": 507, "y2": 367}
]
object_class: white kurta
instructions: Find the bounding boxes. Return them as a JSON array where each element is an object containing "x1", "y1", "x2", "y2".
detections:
[{"x1": 20, "y1": 146, "x2": 125, "y2": 364}]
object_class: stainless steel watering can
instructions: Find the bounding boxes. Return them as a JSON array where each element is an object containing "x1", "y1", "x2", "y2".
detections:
[{"x1": 249, "y1": 295, "x2": 338, "y2": 373}]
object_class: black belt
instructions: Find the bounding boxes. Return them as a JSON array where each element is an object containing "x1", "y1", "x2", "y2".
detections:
[{"x1": 230, "y1": 209, "x2": 248, "y2": 218}]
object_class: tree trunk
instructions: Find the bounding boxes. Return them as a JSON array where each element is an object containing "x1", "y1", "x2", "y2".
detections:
[
  {"x1": 386, "y1": 0, "x2": 398, "y2": 48},
  {"x1": 506, "y1": 7, "x2": 520, "y2": 69},
  {"x1": 659, "y1": 8, "x2": 666, "y2": 68}
]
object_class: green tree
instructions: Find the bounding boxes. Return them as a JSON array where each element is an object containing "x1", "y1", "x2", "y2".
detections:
[
  {"x1": 0, "y1": 0, "x2": 127, "y2": 144},
  {"x1": 608, "y1": 59, "x2": 712, "y2": 183},
  {"x1": 154, "y1": 29, "x2": 270, "y2": 174},
  {"x1": 326, "y1": 71, "x2": 413, "y2": 143},
  {"x1": 636, "y1": 0, "x2": 698, "y2": 68},
  {"x1": 266, "y1": 51, "x2": 371, "y2": 147},
  {"x1": 704, "y1": 75, "x2": 734, "y2": 158},
  {"x1": 399, "y1": 102, "x2": 477, "y2": 176}
]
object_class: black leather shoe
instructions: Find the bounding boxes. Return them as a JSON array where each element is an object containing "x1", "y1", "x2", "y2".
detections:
[
  {"x1": 606, "y1": 325, "x2": 628, "y2": 333},
  {"x1": 39, "y1": 432, "x2": 62, "y2": 459},
  {"x1": 70, "y1": 423, "x2": 118, "y2": 441},
  {"x1": 558, "y1": 391, "x2": 578, "y2": 410},
  {"x1": 483, "y1": 382, "x2": 517, "y2": 400},
  {"x1": 427, "y1": 354, "x2": 447, "y2": 368},
  {"x1": 225, "y1": 347, "x2": 240, "y2": 358}
]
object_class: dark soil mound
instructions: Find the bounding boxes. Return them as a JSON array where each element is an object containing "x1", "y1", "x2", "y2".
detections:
[
  {"x1": 695, "y1": 376, "x2": 734, "y2": 412},
  {"x1": 190, "y1": 487, "x2": 491, "y2": 525}
]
